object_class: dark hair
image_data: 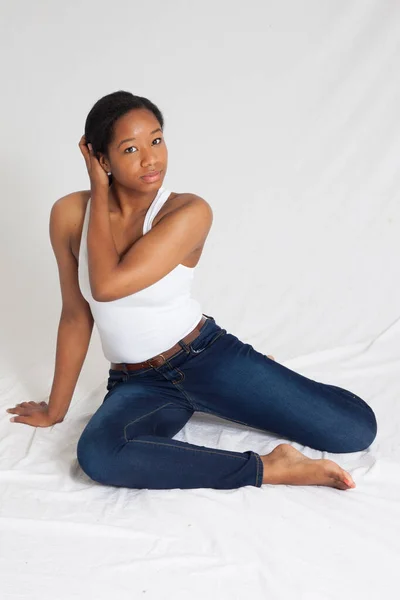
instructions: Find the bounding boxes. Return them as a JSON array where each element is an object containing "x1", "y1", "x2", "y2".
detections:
[{"x1": 84, "y1": 90, "x2": 164, "y2": 186}]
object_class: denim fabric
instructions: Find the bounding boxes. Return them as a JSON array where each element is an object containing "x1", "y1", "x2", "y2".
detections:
[{"x1": 77, "y1": 314, "x2": 377, "y2": 490}]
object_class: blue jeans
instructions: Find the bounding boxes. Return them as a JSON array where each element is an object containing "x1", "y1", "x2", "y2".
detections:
[{"x1": 77, "y1": 315, "x2": 377, "y2": 490}]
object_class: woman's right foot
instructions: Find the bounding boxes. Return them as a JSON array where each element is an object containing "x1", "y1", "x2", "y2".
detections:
[{"x1": 260, "y1": 443, "x2": 356, "y2": 490}]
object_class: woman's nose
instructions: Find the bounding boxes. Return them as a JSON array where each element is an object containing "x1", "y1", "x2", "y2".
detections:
[{"x1": 141, "y1": 151, "x2": 157, "y2": 166}]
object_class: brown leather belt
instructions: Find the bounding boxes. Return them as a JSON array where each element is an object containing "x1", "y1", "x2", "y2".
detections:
[{"x1": 110, "y1": 314, "x2": 209, "y2": 371}]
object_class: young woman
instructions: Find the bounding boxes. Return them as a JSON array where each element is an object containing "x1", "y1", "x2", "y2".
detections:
[{"x1": 7, "y1": 90, "x2": 377, "y2": 491}]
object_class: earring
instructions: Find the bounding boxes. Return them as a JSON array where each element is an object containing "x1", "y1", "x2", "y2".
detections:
[{"x1": 107, "y1": 172, "x2": 111, "y2": 176}]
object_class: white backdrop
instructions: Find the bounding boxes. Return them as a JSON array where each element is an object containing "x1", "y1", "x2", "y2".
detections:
[{"x1": 1, "y1": 1, "x2": 399, "y2": 599}]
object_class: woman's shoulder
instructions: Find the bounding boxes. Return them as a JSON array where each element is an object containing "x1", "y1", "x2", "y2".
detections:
[
  {"x1": 52, "y1": 189, "x2": 91, "y2": 213},
  {"x1": 50, "y1": 190, "x2": 91, "y2": 261},
  {"x1": 169, "y1": 191, "x2": 212, "y2": 213}
]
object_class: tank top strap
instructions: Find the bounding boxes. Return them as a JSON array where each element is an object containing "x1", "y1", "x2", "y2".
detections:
[
  {"x1": 78, "y1": 197, "x2": 91, "y2": 266},
  {"x1": 80, "y1": 187, "x2": 171, "y2": 247},
  {"x1": 143, "y1": 187, "x2": 171, "y2": 235}
]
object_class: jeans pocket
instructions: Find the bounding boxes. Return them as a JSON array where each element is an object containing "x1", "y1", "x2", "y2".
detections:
[
  {"x1": 188, "y1": 326, "x2": 226, "y2": 355},
  {"x1": 106, "y1": 374, "x2": 125, "y2": 391}
]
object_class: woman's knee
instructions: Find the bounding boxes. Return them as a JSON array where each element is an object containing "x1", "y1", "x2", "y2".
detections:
[
  {"x1": 77, "y1": 431, "x2": 153, "y2": 488},
  {"x1": 77, "y1": 431, "x2": 109, "y2": 483},
  {"x1": 358, "y1": 405, "x2": 377, "y2": 450},
  {"x1": 323, "y1": 385, "x2": 378, "y2": 452},
  {"x1": 336, "y1": 405, "x2": 377, "y2": 453}
]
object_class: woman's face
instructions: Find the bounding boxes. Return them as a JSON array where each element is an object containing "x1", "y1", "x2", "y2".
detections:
[{"x1": 101, "y1": 108, "x2": 168, "y2": 190}]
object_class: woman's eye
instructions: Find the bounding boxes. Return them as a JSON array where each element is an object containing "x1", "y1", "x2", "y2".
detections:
[{"x1": 124, "y1": 138, "x2": 162, "y2": 154}]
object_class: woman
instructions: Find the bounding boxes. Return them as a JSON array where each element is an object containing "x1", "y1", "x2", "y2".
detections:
[{"x1": 7, "y1": 90, "x2": 377, "y2": 490}]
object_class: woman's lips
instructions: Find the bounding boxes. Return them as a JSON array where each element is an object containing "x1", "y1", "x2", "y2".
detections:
[{"x1": 141, "y1": 170, "x2": 161, "y2": 182}]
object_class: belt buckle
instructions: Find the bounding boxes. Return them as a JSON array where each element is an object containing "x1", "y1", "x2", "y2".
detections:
[{"x1": 147, "y1": 353, "x2": 168, "y2": 368}]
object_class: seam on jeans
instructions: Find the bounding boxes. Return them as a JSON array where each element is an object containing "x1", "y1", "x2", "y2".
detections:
[
  {"x1": 172, "y1": 368, "x2": 185, "y2": 385},
  {"x1": 255, "y1": 453, "x2": 260, "y2": 486},
  {"x1": 173, "y1": 381, "x2": 197, "y2": 411},
  {"x1": 254, "y1": 453, "x2": 263, "y2": 487},
  {"x1": 124, "y1": 403, "x2": 175, "y2": 442},
  {"x1": 199, "y1": 407, "x2": 260, "y2": 431},
  {"x1": 125, "y1": 438, "x2": 248, "y2": 460},
  {"x1": 152, "y1": 365, "x2": 197, "y2": 410}
]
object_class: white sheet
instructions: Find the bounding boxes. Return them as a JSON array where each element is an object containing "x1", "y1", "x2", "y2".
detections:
[{"x1": 1, "y1": 1, "x2": 399, "y2": 599}]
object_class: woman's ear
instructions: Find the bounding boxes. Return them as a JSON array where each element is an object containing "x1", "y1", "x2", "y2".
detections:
[{"x1": 98, "y1": 153, "x2": 111, "y2": 174}]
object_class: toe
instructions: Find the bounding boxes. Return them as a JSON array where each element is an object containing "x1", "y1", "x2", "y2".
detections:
[
  {"x1": 345, "y1": 473, "x2": 355, "y2": 486},
  {"x1": 342, "y1": 470, "x2": 355, "y2": 486},
  {"x1": 336, "y1": 481, "x2": 351, "y2": 490}
]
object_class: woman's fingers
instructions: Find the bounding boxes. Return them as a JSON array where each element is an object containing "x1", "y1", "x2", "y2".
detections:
[
  {"x1": 78, "y1": 135, "x2": 87, "y2": 151},
  {"x1": 7, "y1": 401, "x2": 47, "y2": 414},
  {"x1": 78, "y1": 135, "x2": 91, "y2": 169},
  {"x1": 78, "y1": 134, "x2": 88, "y2": 149},
  {"x1": 7, "y1": 403, "x2": 54, "y2": 427},
  {"x1": 7, "y1": 407, "x2": 26, "y2": 415},
  {"x1": 10, "y1": 415, "x2": 26, "y2": 424}
]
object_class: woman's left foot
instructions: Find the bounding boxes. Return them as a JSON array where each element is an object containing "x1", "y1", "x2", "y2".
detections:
[{"x1": 260, "y1": 444, "x2": 356, "y2": 489}]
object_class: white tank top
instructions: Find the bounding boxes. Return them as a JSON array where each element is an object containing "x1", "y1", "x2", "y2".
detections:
[{"x1": 78, "y1": 186, "x2": 203, "y2": 362}]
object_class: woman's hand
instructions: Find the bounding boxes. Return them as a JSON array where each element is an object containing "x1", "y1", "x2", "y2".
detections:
[
  {"x1": 267, "y1": 355, "x2": 275, "y2": 361},
  {"x1": 6, "y1": 401, "x2": 63, "y2": 428},
  {"x1": 78, "y1": 134, "x2": 110, "y2": 191}
]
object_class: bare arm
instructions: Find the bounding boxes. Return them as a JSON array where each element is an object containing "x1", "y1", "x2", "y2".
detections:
[
  {"x1": 48, "y1": 314, "x2": 93, "y2": 421},
  {"x1": 88, "y1": 190, "x2": 212, "y2": 302},
  {"x1": 47, "y1": 195, "x2": 94, "y2": 421},
  {"x1": 7, "y1": 193, "x2": 95, "y2": 427}
]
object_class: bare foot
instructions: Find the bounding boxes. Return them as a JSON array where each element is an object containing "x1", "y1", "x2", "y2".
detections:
[{"x1": 260, "y1": 443, "x2": 356, "y2": 490}]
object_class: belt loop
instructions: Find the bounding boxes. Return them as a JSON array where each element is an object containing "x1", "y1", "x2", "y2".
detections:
[
  {"x1": 121, "y1": 362, "x2": 130, "y2": 380},
  {"x1": 177, "y1": 339, "x2": 191, "y2": 353}
]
